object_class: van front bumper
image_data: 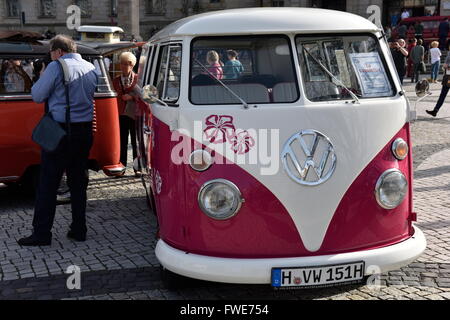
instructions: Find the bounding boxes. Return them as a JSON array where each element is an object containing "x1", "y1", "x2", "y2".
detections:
[{"x1": 155, "y1": 225, "x2": 426, "y2": 284}]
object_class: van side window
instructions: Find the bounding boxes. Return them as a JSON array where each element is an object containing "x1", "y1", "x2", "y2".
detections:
[
  {"x1": 153, "y1": 44, "x2": 182, "y2": 103},
  {"x1": 90, "y1": 57, "x2": 113, "y2": 93},
  {"x1": 296, "y1": 35, "x2": 394, "y2": 102},
  {"x1": 190, "y1": 35, "x2": 299, "y2": 105},
  {"x1": 137, "y1": 44, "x2": 154, "y2": 87},
  {"x1": 0, "y1": 58, "x2": 33, "y2": 95}
]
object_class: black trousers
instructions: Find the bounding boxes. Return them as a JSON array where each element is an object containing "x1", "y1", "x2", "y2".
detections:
[
  {"x1": 434, "y1": 85, "x2": 450, "y2": 113},
  {"x1": 32, "y1": 123, "x2": 93, "y2": 241},
  {"x1": 411, "y1": 63, "x2": 422, "y2": 83},
  {"x1": 119, "y1": 115, "x2": 137, "y2": 168}
]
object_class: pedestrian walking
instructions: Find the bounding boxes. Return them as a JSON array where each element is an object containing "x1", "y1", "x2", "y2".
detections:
[
  {"x1": 410, "y1": 38, "x2": 425, "y2": 83},
  {"x1": 426, "y1": 53, "x2": 450, "y2": 117},
  {"x1": 429, "y1": 41, "x2": 442, "y2": 83},
  {"x1": 112, "y1": 51, "x2": 140, "y2": 176},
  {"x1": 390, "y1": 38, "x2": 408, "y2": 84},
  {"x1": 18, "y1": 35, "x2": 98, "y2": 246}
]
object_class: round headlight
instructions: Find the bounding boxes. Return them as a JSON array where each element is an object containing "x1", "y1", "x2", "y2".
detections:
[
  {"x1": 375, "y1": 169, "x2": 408, "y2": 209},
  {"x1": 391, "y1": 138, "x2": 409, "y2": 160},
  {"x1": 198, "y1": 179, "x2": 243, "y2": 220},
  {"x1": 189, "y1": 149, "x2": 213, "y2": 172}
]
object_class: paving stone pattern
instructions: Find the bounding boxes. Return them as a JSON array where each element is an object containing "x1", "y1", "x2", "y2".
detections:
[{"x1": 1, "y1": 81, "x2": 450, "y2": 300}]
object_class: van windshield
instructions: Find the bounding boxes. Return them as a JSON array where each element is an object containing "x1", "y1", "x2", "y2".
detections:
[
  {"x1": 296, "y1": 35, "x2": 394, "y2": 102},
  {"x1": 190, "y1": 35, "x2": 299, "y2": 105}
]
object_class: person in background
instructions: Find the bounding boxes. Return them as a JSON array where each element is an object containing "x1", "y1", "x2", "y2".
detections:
[
  {"x1": 410, "y1": 38, "x2": 425, "y2": 83},
  {"x1": 406, "y1": 38, "x2": 417, "y2": 78},
  {"x1": 390, "y1": 38, "x2": 408, "y2": 84},
  {"x1": 112, "y1": 52, "x2": 140, "y2": 177},
  {"x1": 391, "y1": 12, "x2": 399, "y2": 28},
  {"x1": 438, "y1": 18, "x2": 449, "y2": 50},
  {"x1": 397, "y1": 23, "x2": 407, "y2": 40},
  {"x1": 429, "y1": 41, "x2": 442, "y2": 83},
  {"x1": 223, "y1": 50, "x2": 244, "y2": 79},
  {"x1": 384, "y1": 26, "x2": 392, "y2": 40},
  {"x1": 205, "y1": 50, "x2": 223, "y2": 80},
  {"x1": 18, "y1": 35, "x2": 98, "y2": 246},
  {"x1": 401, "y1": 8, "x2": 410, "y2": 20},
  {"x1": 0, "y1": 59, "x2": 32, "y2": 93},
  {"x1": 426, "y1": 53, "x2": 450, "y2": 117},
  {"x1": 414, "y1": 21, "x2": 424, "y2": 42}
]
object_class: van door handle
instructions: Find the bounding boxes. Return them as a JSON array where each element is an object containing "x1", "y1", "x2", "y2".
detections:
[{"x1": 143, "y1": 126, "x2": 152, "y2": 135}]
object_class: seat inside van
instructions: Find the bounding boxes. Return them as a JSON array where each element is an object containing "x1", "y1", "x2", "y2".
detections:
[{"x1": 191, "y1": 83, "x2": 270, "y2": 104}]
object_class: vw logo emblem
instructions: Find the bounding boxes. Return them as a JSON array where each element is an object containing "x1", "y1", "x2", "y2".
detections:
[{"x1": 281, "y1": 130, "x2": 337, "y2": 186}]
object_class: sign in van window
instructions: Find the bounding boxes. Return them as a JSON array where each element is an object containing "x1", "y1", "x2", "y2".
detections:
[
  {"x1": 296, "y1": 35, "x2": 394, "y2": 102},
  {"x1": 349, "y1": 52, "x2": 391, "y2": 97}
]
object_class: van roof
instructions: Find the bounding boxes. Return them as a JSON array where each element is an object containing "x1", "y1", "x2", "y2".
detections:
[
  {"x1": 77, "y1": 25, "x2": 124, "y2": 33},
  {"x1": 151, "y1": 8, "x2": 379, "y2": 41},
  {"x1": 0, "y1": 40, "x2": 100, "y2": 57}
]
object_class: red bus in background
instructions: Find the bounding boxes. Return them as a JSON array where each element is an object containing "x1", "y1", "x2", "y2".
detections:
[{"x1": 392, "y1": 16, "x2": 450, "y2": 48}]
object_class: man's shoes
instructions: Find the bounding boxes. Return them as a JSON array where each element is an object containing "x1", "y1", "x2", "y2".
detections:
[
  {"x1": 67, "y1": 230, "x2": 86, "y2": 242},
  {"x1": 17, "y1": 235, "x2": 51, "y2": 246},
  {"x1": 426, "y1": 109, "x2": 437, "y2": 117}
]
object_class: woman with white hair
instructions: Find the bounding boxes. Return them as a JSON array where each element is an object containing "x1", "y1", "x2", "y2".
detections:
[{"x1": 112, "y1": 51, "x2": 141, "y2": 176}]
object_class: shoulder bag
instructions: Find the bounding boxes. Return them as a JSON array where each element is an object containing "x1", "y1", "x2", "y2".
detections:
[{"x1": 32, "y1": 58, "x2": 71, "y2": 152}]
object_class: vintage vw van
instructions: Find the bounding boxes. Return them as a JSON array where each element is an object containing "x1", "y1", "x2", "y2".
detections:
[
  {"x1": 0, "y1": 31, "x2": 124, "y2": 188},
  {"x1": 136, "y1": 8, "x2": 426, "y2": 288}
]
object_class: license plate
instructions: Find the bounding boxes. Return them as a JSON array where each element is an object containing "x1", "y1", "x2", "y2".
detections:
[{"x1": 271, "y1": 261, "x2": 365, "y2": 289}]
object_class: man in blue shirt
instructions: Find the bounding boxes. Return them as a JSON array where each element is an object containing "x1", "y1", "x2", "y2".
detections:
[{"x1": 18, "y1": 35, "x2": 98, "y2": 246}]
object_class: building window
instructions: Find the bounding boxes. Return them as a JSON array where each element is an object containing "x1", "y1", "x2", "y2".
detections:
[
  {"x1": 39, "y1": 0, "x2": 55, "y2": 17},
  {"x1": 110, "y1": 0, "x2": 117, "y2": 16},
  {"x1": 6, "y1": 0, "x2": 19, "y2": 17},
  {"x1": 272, "y1": 1, "x2": 284, "y2": 6},
  {"x1": 74, "y1": 0, "x2": 91, "y2": 17},
  {"x1": 145, "y1": 0, "x2": 165, "y2": 15}
]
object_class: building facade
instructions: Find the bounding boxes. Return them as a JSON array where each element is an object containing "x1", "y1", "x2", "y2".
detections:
[{"x1": 1, "y1": 0, "x2": 450, "y2": 40}]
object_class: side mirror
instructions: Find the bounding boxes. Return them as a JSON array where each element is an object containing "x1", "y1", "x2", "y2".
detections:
[
  {"x1": 415, "y1": 79, "x2": 430, "y2": 97},
  {"x1": 142, "y1": 84, "x2": 159, "y2": 103}
]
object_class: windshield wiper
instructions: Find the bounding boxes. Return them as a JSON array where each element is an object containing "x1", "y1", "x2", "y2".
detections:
[
  {"x1": 303, "y1": 47, "x2": 361, "y2": 104},
  {"x1": 194, "y1": 58, "x2": 250, "y2": 109}
]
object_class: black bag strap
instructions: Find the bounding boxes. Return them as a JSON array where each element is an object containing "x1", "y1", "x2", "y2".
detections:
[{"x1": 57, "y1": 58, "x2": 71, "y2": 137}]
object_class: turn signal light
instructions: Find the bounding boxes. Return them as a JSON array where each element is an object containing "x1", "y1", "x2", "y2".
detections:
[
  {"x1": 189, "y1": 149, "x2": 213, "y2": 171},
  {"x1": 391, "y1": 138, "x2": 408, "y2": 160}
]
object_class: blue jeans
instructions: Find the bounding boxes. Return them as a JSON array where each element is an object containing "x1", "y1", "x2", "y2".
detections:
[{"x1": 431, "y1": 61, "x2": 440, "y2": 81}]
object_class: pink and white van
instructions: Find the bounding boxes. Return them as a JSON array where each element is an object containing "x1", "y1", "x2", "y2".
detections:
[{"x1": 136, "y1": 8, "x2": 426, "y2": 288}]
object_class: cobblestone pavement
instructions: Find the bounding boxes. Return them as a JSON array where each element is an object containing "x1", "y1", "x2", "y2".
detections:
[{"x1": 1, "y1": 78, "x2": 450, "y2": 300}]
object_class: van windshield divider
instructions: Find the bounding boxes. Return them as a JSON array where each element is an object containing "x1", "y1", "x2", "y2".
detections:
[
  {"x1": 302, "y1": 46, "x2": 361, "y2": 104},
  {"x1": 193, "y1": 58, "x2": 249, "y2": 109}
]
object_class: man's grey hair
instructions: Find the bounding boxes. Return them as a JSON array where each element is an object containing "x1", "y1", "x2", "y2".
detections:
[{"x1": 49, "y1": 35, "x2": 77, "y2": 53}]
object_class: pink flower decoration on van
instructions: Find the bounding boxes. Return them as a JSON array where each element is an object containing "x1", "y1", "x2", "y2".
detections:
[
  {"x1": 230, "y1": 130, "x2": 255, "y2": 155},
  {"x1": 203, "y1": 115, "x2": 236, "y2": 144}
]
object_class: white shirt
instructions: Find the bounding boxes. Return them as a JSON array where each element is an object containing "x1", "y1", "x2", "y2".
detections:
[
  {"x1": 430, "y1": 47, "x2": 442, "y2": 64},
  {"x1": 401, "y1": 11, "x2": 410, "y2": 19}
]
